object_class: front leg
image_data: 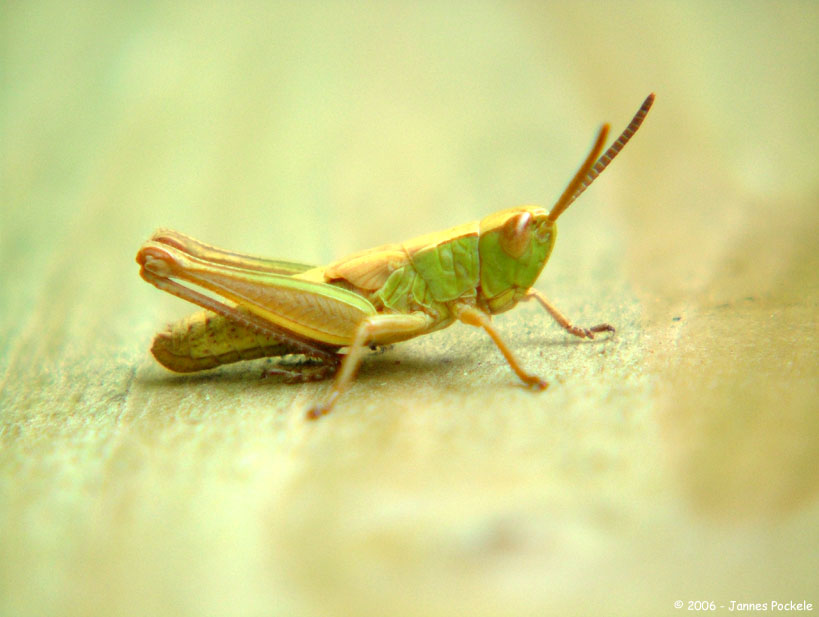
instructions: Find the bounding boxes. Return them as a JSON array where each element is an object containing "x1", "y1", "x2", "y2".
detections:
[{"x1": 523, "y1": 289, "x2": 614, "y2": 339}]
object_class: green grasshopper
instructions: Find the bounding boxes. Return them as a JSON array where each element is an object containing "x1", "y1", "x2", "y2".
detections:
[{"x1": 137, "y1": 94, "x2": 654, "y2": 418}]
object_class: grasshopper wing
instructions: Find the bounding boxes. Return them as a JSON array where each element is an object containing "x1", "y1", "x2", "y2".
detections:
[
  {"x1": 138, "y1": 240, "x2": 377, "y2": 347},
  {"x1": 323, "y1": 243, "x2": 409, "y2": 291}
]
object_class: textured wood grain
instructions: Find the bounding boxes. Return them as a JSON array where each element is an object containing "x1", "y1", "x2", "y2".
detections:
[{"x1": 1, "y1": 3, "x2": 817, "y2": 616}]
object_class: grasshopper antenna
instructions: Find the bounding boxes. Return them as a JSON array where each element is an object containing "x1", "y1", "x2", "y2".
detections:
[{"x1": 548, "y1": 93, "x2": 655, "y2": 223}]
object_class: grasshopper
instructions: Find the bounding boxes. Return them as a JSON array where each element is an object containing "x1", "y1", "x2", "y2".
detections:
[{"x1": 137, "y1": 93, "x2": 654, "y2": 418}]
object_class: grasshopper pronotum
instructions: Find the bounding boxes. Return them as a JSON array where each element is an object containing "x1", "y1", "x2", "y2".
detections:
[{"x1": 137, "y1": 94, "x2": 654, "y2": 418}]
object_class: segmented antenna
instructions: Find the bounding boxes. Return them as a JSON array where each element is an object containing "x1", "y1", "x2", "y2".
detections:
[{"x1": 547, "y1": 93, "x2": 655, "y2": 222}]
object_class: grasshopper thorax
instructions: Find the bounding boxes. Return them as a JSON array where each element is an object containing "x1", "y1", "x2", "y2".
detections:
[{"x1": 477, "y1": 206, "x2": 556, "y2": 314}]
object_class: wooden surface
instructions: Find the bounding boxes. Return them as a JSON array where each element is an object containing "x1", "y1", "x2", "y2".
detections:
[{"x1": 1, "y1": 3, "x2": 817, "y2": 616}]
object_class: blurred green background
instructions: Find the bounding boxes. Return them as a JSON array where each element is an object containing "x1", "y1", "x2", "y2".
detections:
[{"x1": 1, "y1": 2, "x2": 817, "y2": 616}]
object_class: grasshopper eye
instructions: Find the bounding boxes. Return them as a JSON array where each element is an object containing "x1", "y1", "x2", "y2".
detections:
[{"x1": 500, "y1": 212, "x2": 532, "y2": 258}]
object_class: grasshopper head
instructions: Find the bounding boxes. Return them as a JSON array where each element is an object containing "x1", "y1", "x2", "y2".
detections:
[{"x1": 477, "y1": 206, "x2": 556, "y2": 313}]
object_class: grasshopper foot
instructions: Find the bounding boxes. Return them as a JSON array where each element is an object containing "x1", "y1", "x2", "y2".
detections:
[
  {"x1": 306, "y1": 391, "x2": 340, "y2": 420},
  {"x1": 521, "y1": 374, "x2": 549, "y2": 391},
  {"x1": 306, "y1": 405, "x2": 328, "y2": 420},
  {"x1": 263, "y1": 363, "x2": 335, "y2": 384},
  {"x1": 568, "y1": 323, "x2": 615, "y2": 339}
]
